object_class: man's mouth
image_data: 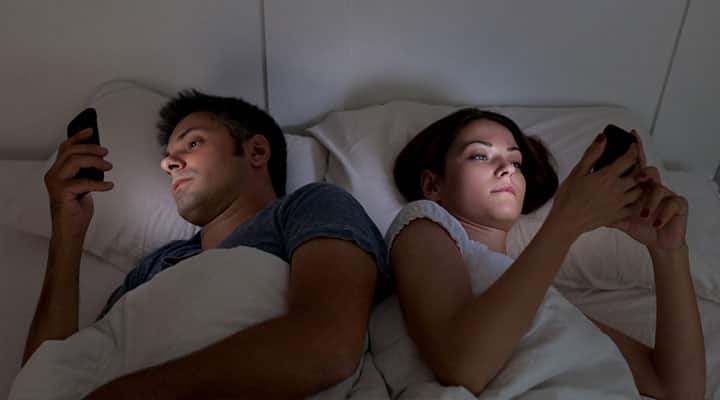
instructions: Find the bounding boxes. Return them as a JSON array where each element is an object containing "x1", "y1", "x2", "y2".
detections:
[{"x1": 172, "y1": 178, "x2": 192, "y2": 192}]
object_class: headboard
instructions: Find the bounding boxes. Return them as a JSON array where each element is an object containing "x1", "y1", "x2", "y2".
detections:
[
  {"x1": 3, "y1": 0, "x2": 711, "y2": 172},
  {"x1": 264, "y1": 0, "x2": 686, "y2": 130},
  {"x1": 0, "y1": 0, "x2": 265, "y2": 159}
]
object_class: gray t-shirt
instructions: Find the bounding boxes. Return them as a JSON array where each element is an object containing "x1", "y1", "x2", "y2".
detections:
[{"x1": 97, "y1": 183, "x2": 390, "y2": 319}]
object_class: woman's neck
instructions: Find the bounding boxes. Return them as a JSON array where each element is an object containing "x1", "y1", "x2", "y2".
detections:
[{"x1": 457, "y1": 218, "x2": 508, "y2": 255}]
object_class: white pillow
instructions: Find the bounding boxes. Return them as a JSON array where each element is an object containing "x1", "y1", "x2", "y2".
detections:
[
  {"x1": 307, "y1": 100, "x2": 720, "y2": 302},
  {"x1": 2, "y1": 81, "x2": 327, "y2": 272},
  {"x1": 0, "y1": 225, "x2": 124, "y2": 400}
]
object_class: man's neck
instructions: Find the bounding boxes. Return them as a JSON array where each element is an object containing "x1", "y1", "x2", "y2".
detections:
[{"x1": 200, "y1": 190, "x2": 276, "y2": 250}]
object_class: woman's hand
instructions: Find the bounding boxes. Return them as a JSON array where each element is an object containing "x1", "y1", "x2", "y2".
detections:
[
  {"x1": 603, "y1": 130, "x2": 689, "y2": 251},
  {"x1": 610, "y1": 168, "x2": 688, "y2": 251},
  {"x1": 548, "y1": 132, "x2": 644, "y2": 238}
]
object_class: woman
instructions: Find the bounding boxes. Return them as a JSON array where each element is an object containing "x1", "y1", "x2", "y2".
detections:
[{"x1": 377, "y1": 108, "x2": 705, "y2": 399}]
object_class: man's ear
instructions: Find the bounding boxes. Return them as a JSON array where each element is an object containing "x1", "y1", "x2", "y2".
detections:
[
  {"x1": 420, "y1": 170, "x2": 442, "y2": 201},
  {"x1": 245, "y1": 134, "x2": 271, "y2": 168}
]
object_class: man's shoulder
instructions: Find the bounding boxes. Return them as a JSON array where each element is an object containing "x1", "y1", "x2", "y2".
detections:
[
  {"x1": 279, "y1": 182, "x2": 359, "y2": 212},
  {"x1": 141, "y1": 233, "x2": 200, "y2": 263},
  {"x1": 285, "y1": 182, "x2": 350, "y2": 201}
]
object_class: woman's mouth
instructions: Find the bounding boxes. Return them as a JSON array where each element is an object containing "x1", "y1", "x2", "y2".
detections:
[{"x1": 491, "y1": 186, "x2": 516, "y2": 195}]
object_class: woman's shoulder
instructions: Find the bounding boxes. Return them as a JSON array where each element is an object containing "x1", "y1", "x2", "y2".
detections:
[{"x1": 386, "y1": 200, "x2": 470, "y2": 255}]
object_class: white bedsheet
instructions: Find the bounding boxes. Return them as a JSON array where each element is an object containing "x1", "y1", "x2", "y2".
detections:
[
  {"x1": 9, "y1": 246, "x2": 362, "y2": 400},
  {"x1": 561, "y1": 286, "x2": 720, "y2": 400},
  {"x1": 371, "y1": 201, "x2": 642, "y2": 399}
]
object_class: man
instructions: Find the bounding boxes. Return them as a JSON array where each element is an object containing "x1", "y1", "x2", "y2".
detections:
[{"x1": 22, "y1": 90, "x2": 390, "y2": 399}]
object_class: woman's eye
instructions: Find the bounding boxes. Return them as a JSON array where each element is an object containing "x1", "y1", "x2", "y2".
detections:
[
  {"x1": 470, "y1": 154, "x2": 487, "y2": 161},
  {"x1": 188, "y1": 140, "x2": 200, "y2": 149},
  {"x1": 512, "y1": 161, "x2": 523, "y2": 168}
]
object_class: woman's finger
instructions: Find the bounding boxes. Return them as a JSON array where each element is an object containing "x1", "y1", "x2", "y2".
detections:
[
  {"x1": 622, "y1": 185, "x2": 645, "y2": 208},
  {"x1": 652, "y1": 197, "x2": 682, "y2": 229},
  {"x1": 630, "y1": 129, "x2": 647, "y2": 169},
  {"x1": 640, "y1": 181, "x2": 671, "y2": 219},
  {"x1": 605, "y1": 143, "x2": 639, "y2": 178},
  {"x1": 574, "y1": 133, "x2": 608, "y2": 176}
]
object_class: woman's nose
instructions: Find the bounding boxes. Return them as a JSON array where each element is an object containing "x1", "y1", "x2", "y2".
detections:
[{"x1": 496, "y1": 159, "x2": 516, "y2": 177}]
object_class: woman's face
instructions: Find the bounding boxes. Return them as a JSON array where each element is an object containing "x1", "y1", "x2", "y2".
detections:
[{"x1": 430, "y1": 119, "x2": 526, "y2": 231}]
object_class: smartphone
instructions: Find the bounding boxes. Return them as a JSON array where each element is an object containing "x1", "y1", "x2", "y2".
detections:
[
  {"x1": 593, "y1": 124, "x2": 638, "y2": 177},
  {"x1": 66, "y1": 107, "x2": 104, "y2": 182}
]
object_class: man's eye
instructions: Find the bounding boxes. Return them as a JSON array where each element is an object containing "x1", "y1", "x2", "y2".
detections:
[{"x1": 469, "y1": 154, "x2": 487, "y2": 161}]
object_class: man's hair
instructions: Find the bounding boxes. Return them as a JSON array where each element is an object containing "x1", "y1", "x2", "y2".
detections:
[
  {"x1": 393, "y1": 108, "x2": 558, "y2": 214},
  {"x1": 157, "y1": 90, "x2": 287, "y2": 196}
]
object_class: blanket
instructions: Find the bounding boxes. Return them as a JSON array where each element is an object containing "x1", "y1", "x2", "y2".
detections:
[{"x1": 10, "y1": 246, "x2": 361, "y2": 399}]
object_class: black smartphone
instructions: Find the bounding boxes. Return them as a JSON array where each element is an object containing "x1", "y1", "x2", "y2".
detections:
[
  {"x1": 66, "y1": 107, "x2": 104, "y2": 182},
  {"x1": 593, "y1": 124, "x2": 638, "y2": 177}
]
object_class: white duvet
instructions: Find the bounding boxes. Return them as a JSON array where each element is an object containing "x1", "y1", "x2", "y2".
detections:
[
  {"x1": 10, "y1": 246, "x2": 361, "y2": 400},
  {"x1": 371, "y1": 200, "x2": 642, "y2": 399}
]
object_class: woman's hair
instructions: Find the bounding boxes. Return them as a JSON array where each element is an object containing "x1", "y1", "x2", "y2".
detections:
[{"x1": 393, "y1": 108, "x2": 558, "y2": 214}]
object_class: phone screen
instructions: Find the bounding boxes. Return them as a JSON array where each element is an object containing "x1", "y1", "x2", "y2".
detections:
[
  {"x1": 67, "y1": 107, "x2": 103, "y2": 182},
  {"x1": 593, "y1": 124, "x2": 637, "y2": 177}
]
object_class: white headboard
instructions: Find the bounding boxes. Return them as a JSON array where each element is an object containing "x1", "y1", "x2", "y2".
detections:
[
  {"x1": 0, "y1": 0, "x2": 265, "y2": 159},
  {"x1": 3, "y1": 0, "x2": 715, "y2": 174},
  {"x1": 265, "y1": 0, "x2": 685, "y2": 130}
]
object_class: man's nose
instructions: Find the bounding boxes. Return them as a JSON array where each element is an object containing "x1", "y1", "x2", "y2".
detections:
[{"x1": 161, "y1": 154, "x2": 186, "y2": 174}]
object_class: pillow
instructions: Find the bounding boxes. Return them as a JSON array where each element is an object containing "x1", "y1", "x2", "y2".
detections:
[
  {"x1": 0, "y1": 225, "x2": 124, "y2": 400},
  {"x1": 307, "y1": 100, "x2": 720, "y2": 302},
  {"x1": 2, "y1": 81, "x2": 327, "y2": 272}
]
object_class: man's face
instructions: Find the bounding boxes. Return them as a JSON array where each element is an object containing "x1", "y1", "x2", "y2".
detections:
[{"x1": 160, "y1": 112, "x2": 249, "y2": 226}]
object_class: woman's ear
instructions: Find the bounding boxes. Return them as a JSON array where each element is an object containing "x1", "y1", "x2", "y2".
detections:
[
  {"x1": 245, "y1": 134, "x2": 271, "y2": 168},
  {"x1": 420, "y1": 170, "x2": 442, "y2": 202}
]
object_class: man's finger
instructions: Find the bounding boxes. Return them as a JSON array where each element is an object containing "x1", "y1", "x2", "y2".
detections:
[
  {"x1": 67, "y1": 128, "x2": 94, "y2": 144},
  {"x1": 57, "y1": 155, "x2": 113, "y2": 180},
  {"x1": 65, "y1": 179, "x2": 115, "y2": 196}
]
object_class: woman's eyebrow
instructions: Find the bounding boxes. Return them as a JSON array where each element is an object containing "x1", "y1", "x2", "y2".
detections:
[{"x1": 461, "y1": 140, "x2": 520, "y2": 152}]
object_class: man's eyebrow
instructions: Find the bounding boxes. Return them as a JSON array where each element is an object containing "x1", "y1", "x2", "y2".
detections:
[
  {"x1": 163, "y1": 127, "x2": 205, "y2": 156},
  {"x1": 461, "y1": 140, "x2": 520, "y2": 152},
  {"x1": 176, "y1": 127, "x2": 205, "y2": 142}
]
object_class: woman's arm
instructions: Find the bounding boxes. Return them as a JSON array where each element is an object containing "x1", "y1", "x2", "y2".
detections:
[
  {"x1": 392, "y1": 216, "x2": 575, "y2": 394},
  {"x1": 588, "y1": 245, "x2": 705, "y2": 400},
  {"x1": 649, "y1": 245, "x2": 705, "y2": 399},
  {"x1": 598, "y1": 132, "x2": 706, "y2": 399},
  {"x1": 392, "y1": 134, "x2": 642, "y2": 394}
]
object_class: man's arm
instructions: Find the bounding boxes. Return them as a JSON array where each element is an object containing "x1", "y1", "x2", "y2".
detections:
[
  {"x1": 86, "y1": 237, "x2": 378, "y2": 399},
  {"x1": 22, "y1": 229, "x2": 83, "y2": 365},
  {"x1": 23, "y1": 129, "x2": 114, "y2": 365}
]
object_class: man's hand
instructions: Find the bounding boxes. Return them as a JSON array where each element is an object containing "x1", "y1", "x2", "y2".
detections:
[
  {"x1": 44, "y1": 128, "x2": 114, "y2": 235},
  {"x1": 22, "y1": 129, "x2": 115, "y2": 365}
]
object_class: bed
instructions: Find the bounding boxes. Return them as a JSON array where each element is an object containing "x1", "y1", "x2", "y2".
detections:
[{"x1": 1, "y1": 81, "x2": 718, "y2": 399}]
